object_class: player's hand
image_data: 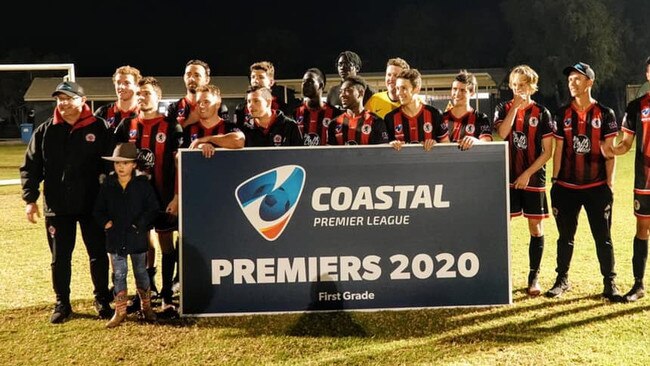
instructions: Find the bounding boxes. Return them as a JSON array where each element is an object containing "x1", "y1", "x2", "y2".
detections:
[
  {"x1": 390, "y1": 140, "x2": 404, "y2": 151},
  {"x1": 188, "y1": 138, "x2": 203, "y2": 149},
  {"x1": 423, "y1": 139, "x2": 436, "y2": 152},
  {"x1": 26, "y1": 202, "x2": 40, "y2": 224},
  {"x1": 513, "y1": 172, "x2": 531, "y2": 190},
  {"x1": 166, "y1": 195, "x2": 179, "y2": 216},
  {"x1": 458, "y1": 136, "x2": 479, "y2": 151},
  {"x1": 182, "y1": 109, "x2": 201, "y2": 127},
  {"x1": 201, "y1": 143, "x2": 215, "y2": 158}
]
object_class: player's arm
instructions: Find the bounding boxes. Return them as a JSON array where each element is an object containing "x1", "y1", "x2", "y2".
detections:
[
  {"x1": 552, "y1": 138, "x2": 563, "y2": 182},
  {"x1": 513, "y1": 135, "x2": 553, "y2": 189},
  {"x1": 495, "y1": 102, "x2": 518, "y2": 140},
  {"x1": 603, "y1": 136, "x2": 616, "y2": 188},
  {"x1": 612, "y1": 131, "x2": 634, "y2": 156}
]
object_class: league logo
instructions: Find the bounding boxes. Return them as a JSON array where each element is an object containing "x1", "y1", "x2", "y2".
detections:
[
  {"x1": 642, "y1": 108, "x2": 650, "y2": 117},
  {"x1": 395, "y1": 124, "x2": 403, "y2": 133},
  {"x1": 235, "y1": 165, "x2": 306, "y2": 242},
  {"x1": 564, "y1": 118, "x2": 572, "y2": 127}
]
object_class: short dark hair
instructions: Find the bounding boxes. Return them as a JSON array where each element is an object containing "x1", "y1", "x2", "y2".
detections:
[
  {"x1": 455, "y1": 69, "x2": 477, "y2": 93},
  {"x1": 305, "y1": 67, "x2": 326, "y2": 88},
  {"x1": 397, "y1": 69, "x2": 422, "y2": 90},
  {"x1": 342, "y1": 75, "x2": 367, "y2": 93},
  {"x1": 186, "y1": 59, "x2": 211, "y2": 76},
  {"x1": 337, "y1": 51, "x2": 362, "y2": 70},
  {"x1": 138, "y1": 76, "x2": 163, "y2": 97}
]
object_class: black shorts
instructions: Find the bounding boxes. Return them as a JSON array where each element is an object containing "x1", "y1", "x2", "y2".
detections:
[
  {"x1": 634, "y1": 193, "x2": 650, "y2": 218},
  {"x1": 510, "y1": 187, "x2": 549, "y2": 219},
  {"x1": 153, "y1": 211, "x2": 178, "y2": 232}
]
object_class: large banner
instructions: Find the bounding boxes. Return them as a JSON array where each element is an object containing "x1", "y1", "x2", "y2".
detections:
[{"x1": 179, "y1": 143, "x2": 511, "y2": 316}]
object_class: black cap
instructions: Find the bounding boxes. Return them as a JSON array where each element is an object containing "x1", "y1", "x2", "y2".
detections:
[
  {"x1": 563, "y1": 62, "x2": 595, "y2": 80},
  {"x1": 52, "y1": 81, "x2": 85, "y2": 98}
]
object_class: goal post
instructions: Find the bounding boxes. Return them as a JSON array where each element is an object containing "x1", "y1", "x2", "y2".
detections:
[{"x1": 0, "y1": 63, "x2": 75, "y2": 81}]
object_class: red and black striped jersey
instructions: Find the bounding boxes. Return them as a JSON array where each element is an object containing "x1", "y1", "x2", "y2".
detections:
[
  {"x1": 384, "y1": 104, "x2": 448, "y2": 143},
  {"x1": 94, "y1": 102, "x2": 139, "y2": 129},
  {"x1": 553, "y1": 102, "x2": 618, "y2": 189},
  {"x1": 240, "y1": 110, "x2": 303, "y2": 147},
  {"x1": 494, "y1": 101, "x2": 553, "y2": 190},
  {"x1": 621, "y1": 93, "x2": 650, "y2": 194},
  {"x1": 441, "y1": 109, "x2": 492, "y2": 142},
  {"x1": 181, "y1": 120, "x2": 241, "y2": 148},
  {"x1": 327, "y1": 110, "x2": 388, "y2": 145},
  {"x1": 293, "y1": 102, "x2": 342, "y2": 146},
  {"x1": 167, "y1": 97, "x2": 230, "y2": 126},
  {"x1": 114, "y1": 115, "x2": 183, "y2": 206}
]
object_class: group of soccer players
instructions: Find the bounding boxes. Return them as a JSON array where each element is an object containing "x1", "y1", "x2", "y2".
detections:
[{"x1": 23, "y1": 53, "x2": 650, "y2": 324}]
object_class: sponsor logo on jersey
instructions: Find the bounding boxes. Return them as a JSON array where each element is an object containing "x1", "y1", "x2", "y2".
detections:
[
  {"x1": 573, "y1": 135, "x2": 591, "y2": 155},
  {"x1": 303, "y1": 133, "x2": 320, "y2": 146},
  {"x1": 235, "y1": 165, "x2": 306, "y2": 241},
  {"x1": 345, "y1": 140, "x2": 358, "y2": 145},
  {"x1": 513, "y1": 131, "x2": 528, "y2": 150},
  {"x1": 137, "y1": 148, "x2": 155, "y2": 169}
]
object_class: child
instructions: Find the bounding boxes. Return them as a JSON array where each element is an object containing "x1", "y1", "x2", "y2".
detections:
[{"x1": 94, "y1": 142, "x2": 160, "y2": 327}]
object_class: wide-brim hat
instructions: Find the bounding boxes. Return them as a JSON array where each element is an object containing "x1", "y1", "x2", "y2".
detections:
[{"x1": 102, "y1": 142, "x2": 137, "y2": 162}]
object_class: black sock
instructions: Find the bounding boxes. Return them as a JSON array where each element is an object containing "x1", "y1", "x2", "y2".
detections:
[
  {"x1": 632, "y1": 237, "x2": 648, "y2": 282},
  {"x1": 529, "y1": 235, "x2": 544, "y2": 274}
]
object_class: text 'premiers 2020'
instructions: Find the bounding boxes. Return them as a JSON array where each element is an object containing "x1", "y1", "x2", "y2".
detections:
[
  {"x1": 211, "y1": 252, "x2": 479, "y2": 285},
  {"x1": 311, "y1": 184, "x2": 450, "y2": 227}
]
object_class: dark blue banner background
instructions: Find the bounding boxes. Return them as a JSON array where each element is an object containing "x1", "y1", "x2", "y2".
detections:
[{"x1": 180, "y1": 144, "x2": 511, "y2": 316}]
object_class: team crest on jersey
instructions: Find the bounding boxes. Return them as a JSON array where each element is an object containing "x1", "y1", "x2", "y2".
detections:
[
  {"x1": 465, "y1": 124, "x2": 475, "y2": 134},
  {"x1": 304, "y1": 133, "x2": 320, "y2": 146},
  {"x1": 85, "y1": 133, "x2": 96, "y2": 142},
  {"x1": 235, "y1": 165, "x2": 305, "y2": 241},
  {"x1": 635, "y1": 199, "x2": 641, "y2": 211},
  {"x1": 273, "y1": 134, "x2": 283, "y2": 145},
  {"x1": 322, "y1": 118, "x2": 332, "y2": 127},
  {"x1": 513, "y1": 131, "x2": 528, "y2": 150},
  {"x1": 564, "y1": 118, "x2": 572, "y2": 127},
  {"x1": 361, "y1": 124, "x2": 372, "y2": 135},
  {"x1": 345, "y1": 140, "x2": 358, "y2": 145},
  {"x1": 423, "y1": 122, "x2": 433, "y2": 133},
  {"x1": 591, "y1": 118, "x2": 601, "y2": 129},
  {"x1": 529, "y1": 117, "x2": 539, "y2": 127},
  {"x1": 129, "y1": 129, "x2": 138, "y2": 138},
  {"x1": 573, "y1": 135, "x2": 591, "y2": 155},
  {"x1": 156, "y1": 132, "x2": 166, "y2": 143},
  {"x1": 395, "y1": 124, "x2": 403, "y2": 133}
]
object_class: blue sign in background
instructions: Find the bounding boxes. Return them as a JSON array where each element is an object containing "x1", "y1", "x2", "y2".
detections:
[{"x1": 180, "y1": 143, "x2": 511, "y2": 316}]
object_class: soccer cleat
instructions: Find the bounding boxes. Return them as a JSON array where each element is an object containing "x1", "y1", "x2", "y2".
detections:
[
  {"x1": 527, "y1": 279, "x2": 542, "y2": 297},
  {"x1": 50, "y1": 302, "x2": 72, "y2": 324},
  {"x1": 624, "y1": 282, "x2": 645, "y2": 302},
  {"x1": 94, "y1": 298, "x2": 114, "y2": 319},
  {"x1": 545, "y1": 276, "x2": 570, "y2": 298},
  {"x1": 602, "y1": 279, "x2": 622, "y2": 301}
]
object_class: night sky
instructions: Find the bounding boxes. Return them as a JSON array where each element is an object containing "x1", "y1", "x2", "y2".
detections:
[{"x1": 8, "y1": 0, "x2": 506, "y2": 78}]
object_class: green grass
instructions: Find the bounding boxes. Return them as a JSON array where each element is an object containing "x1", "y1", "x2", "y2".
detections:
[
  {"x1": 1, "y1": 140, "x2": 650, "y2": 365},
  {"x1": 0, "y1": 142, "x2": 26, "y2": 180}
]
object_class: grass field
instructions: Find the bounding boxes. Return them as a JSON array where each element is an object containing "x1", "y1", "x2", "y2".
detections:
[{"x1": 1, "y1": 141, "x2": 649, "y2": 365}]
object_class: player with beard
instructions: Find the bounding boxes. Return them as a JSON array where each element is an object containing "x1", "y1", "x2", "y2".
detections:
[
  {"x1": 441, "y1": 70, "x2": 493, "y2": 150},
  {"x1": 94, "y1": 65, "x2": 142, "y2": 129},
  {"x1": 240, "y1": 86, "x2": 302, "y2": 147},
  {"x1": 385, "y1": 69, "x2": 449, "y2": 151},
  {"x1": 494, "y1": 65, "x2": 554, "y2": 296},
  {"x1": 234, "y1": 61, "x2": 301, "y2": 128},
  {"x1": 184, "y1": 84, "x2": 244, "y2": 157},
  {"x1": 546, "y1": 62, "x2": 620, "y2": 301},
  {"x1": 115, "y1": 77, "x2": 183, "y2": 313},
  {"x1": 167, "y1": 59, "x2": 229, "y2": 128},
  {"x1": 326, "y1": 51, "x2": 375, "y2": 109},
  {"x1": 365, "y1": 58, "x2": 410, "y2": 119},
  {"x1": 293, "y1": 68, "x2": 342, "y2": 146},
  {"x1": 327, "y1": 75, "x2": 388, "y2": 145}
]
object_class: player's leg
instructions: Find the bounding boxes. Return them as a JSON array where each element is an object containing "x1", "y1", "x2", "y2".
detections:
[
  {"x1": 625, "y1": 195, "x2": 650, "y2": 301},
  {"x1": 547, "y1": 184, "x2": 580, "y2": 297},
  {"x1": 522, "y1": 190, "x2": 549, "y2": 296}
]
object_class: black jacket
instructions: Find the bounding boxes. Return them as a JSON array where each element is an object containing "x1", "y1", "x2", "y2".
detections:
[
  {"x1": 94, "y1": 174, "x2": 160, "y2": 255},
  {"x1": 20, "y1": 106, "x2": 113, "y2": 216}
]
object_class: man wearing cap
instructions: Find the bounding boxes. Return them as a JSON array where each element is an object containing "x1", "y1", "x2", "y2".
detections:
[
  {"x1": 20, "y1": 81, "x2": 114, "y2": 323},
  {"x1": 546, "y1": 62, "x2": 620, "y2": 300},
  {"x1": 604, "y1": 56, "x2": 650, "y2": 302}
]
